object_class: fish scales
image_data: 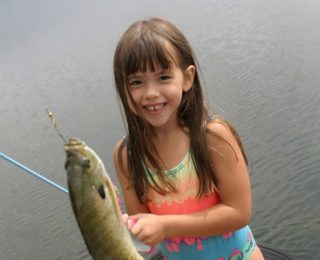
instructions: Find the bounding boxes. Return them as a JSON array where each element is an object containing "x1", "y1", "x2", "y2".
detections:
[{"x1": 64, "y1": 138, "x2": 144, "y2": 260}]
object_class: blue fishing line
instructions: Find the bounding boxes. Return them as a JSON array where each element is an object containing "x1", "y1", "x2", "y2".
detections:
[
  {"x1": 0, "y1": 152, "x2": 69, "y2": 194},
  {"x1": 0, "y1": 152, "x2": 155, "y2": 253}
]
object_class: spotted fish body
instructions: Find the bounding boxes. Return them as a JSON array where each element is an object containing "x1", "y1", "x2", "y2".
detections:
[{"x1": 64, "y1": 138, "x2": 143, "y2": 260}]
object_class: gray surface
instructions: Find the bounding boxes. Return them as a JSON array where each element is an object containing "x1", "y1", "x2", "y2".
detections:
[
  {"x1": 1, "y1": 0, "x2": 320, "y2": 259},
  {"x1": 149, "y1": 245, "x2": 295, "y2": 260}
]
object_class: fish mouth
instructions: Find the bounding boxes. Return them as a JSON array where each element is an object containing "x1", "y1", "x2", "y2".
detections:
[
  {"x1": 64, "y1": 138, "x2": 90, "y2": 169},
  {"x1": 64, "y1": 138, "x2": 85, "y2": 155}
]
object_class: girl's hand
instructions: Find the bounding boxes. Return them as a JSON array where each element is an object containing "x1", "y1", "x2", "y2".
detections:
[{"x1": 125, "y1": 213, "x2": 166, "y2": 246}]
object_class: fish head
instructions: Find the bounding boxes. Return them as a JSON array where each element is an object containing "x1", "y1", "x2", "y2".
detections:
[
  {"x1": 64, "y1": 137, "x2": 104, "y2": 182},
  {"x1": 64, "y1": 137, "x2": 90, "y2": 169},
  {"x1": 64, "y1": 138, "x2": 106, "y2": 211}
]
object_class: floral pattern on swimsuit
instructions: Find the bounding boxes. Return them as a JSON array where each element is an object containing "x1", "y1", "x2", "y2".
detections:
[{"x1": 145, "y1": 151, "x2": 256, "y2": 260}]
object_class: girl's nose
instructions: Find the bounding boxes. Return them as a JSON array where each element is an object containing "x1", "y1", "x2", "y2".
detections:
[{"x1": 143, "y1": 84, "x2": 159, "y2": 100}]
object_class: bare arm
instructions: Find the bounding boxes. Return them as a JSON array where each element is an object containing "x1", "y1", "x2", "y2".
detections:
[
  {"x1": 130, "y1": 120, "x2": 252, "y2": 244},
  {"x1": 160, "y1": 120, "x2": 252, "y2": 237},
  {"x1": 113, "y1": 140, "x2": 150, "y2": 215}
]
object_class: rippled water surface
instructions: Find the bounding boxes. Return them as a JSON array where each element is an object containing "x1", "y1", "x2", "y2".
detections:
[{"x1": 1, "y1": 1, "x2": 320, "y2": 259}]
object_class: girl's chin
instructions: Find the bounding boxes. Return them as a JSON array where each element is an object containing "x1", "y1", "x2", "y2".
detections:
[{"x1": 145, "y1": 116, "x2": 179, "y2": 129}]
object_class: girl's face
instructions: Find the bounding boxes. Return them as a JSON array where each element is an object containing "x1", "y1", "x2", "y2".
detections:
[{"x1": 127, "y1": 63, "x2": 195, "y2": 130}]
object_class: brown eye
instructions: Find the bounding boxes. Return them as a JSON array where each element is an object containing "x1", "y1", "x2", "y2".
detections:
[
  {"x1": 129, "y1": 80, "x2": 142, "y2": 88},
  {"x1": 159, "y1": 75, "x2": 171, "y2": 81}
]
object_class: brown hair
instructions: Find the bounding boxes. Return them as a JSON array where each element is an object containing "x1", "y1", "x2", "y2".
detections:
[{"x1": 113, "y1": 17, "x2": 247, "y2": 202}]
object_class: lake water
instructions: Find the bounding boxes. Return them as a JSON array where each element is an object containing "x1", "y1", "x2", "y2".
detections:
[{"x1": 1, "y1": 0, "x2": 319, "y2": 259}]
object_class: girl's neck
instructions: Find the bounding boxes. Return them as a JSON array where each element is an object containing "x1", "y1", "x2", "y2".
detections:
[
  {"x1": 150, "y1": 124, "x2": 190, "y2": 170},
  {"x1": 152, "y1": 122, "x2": 186, "y2": 141}
]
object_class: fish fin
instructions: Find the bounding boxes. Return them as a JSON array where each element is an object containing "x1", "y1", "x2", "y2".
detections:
[
  {"x1": 98, "y1": 162, "x2": 123, "y2": 221},
  {"x1": 104, "y1": 178, "x2": 122, "y2": 219}
]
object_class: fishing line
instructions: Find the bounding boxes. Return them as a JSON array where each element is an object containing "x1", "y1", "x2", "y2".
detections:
[
  {"x1": 0, "y1": 109, "x2": 70, "y2": 194},
  {"x1": 46, "y1": 107, "x2": 67, "y2": 144},
  {"x1": 0, "y1": 152, "x2": 69, "y2": 194}
]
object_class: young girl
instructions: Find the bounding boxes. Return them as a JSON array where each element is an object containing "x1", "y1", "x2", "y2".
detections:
[{"x1": 113, "y1": 17, "x2": 264, "y2": 260}]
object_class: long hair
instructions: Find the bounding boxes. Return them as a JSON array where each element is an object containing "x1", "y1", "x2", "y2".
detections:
[{"x1": 113, "y1": 17, "x2": 247, "y2": 202}]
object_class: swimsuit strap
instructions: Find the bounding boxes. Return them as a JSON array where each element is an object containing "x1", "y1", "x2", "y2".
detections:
[
  {"x1": 207, "y1": 114, "x2": 221, "y2": 122},
  {"x1": 142, "y1": 150, "x2": 191, "y2": 176}
]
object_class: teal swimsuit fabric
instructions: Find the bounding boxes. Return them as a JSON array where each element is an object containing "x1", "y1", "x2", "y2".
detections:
[
  {"x1": 145, "y1": 115, "x2": 257, "y2": 259},
  {"x1": 160, "y1": 225, "x2": 256, "y2": 260}
]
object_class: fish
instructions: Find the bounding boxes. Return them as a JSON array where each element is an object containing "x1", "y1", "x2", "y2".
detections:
[{"x1": 64, "y1": 137, "x2": 144, "y2": 260}]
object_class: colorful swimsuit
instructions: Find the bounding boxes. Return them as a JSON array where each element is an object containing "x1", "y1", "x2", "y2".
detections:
[{"x1": 145, "y1": 150, "x2": 256, "y2": 260}]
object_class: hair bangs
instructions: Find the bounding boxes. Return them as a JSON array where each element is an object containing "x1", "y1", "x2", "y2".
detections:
[{"x1": 123, "y1": 31, "x2": 176, "y2": 76}]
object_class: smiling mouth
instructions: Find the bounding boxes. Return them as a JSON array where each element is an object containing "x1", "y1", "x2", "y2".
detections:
[{"x1": 144, "y1": 103, "x2": 165, "y2": 112}]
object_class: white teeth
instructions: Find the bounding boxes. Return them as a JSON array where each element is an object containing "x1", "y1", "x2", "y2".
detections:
[{"x1": 146, "y1": 104, "x2": 163, "y2": 111}]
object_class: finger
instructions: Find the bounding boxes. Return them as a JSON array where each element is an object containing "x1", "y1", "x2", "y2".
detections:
[
  {"x1": 127, "y1": 218, "x2": 137, "y2": 230},
  {"x1": 130, "y1": 219, "x2": 143, "y2": 237},
  {"x1": 128, "y1": 214, "x2": 140, "y2": 222},
  {"x1": 122, "y1": 213, "x2": 129, "y2": 223},
  {"x1": 130, "y1": 213, "x2": 149, "y2": 221}
]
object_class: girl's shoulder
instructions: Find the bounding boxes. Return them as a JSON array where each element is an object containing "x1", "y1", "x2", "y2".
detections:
[
  {"x1": 206, "y1": 115, "x2": 247, "y2": 165},
  {"x1": 114, "y1": 136, "x2": 127, "y2": 155},
  {"x1": 206, "y1": 116, "x2": 242, "y2": 152},
  {"x1": 113, "y1": 136, "x2": 129, "y2": 173},
  {"x1": 206, "y1": 115, "x2": 231, "y2": 138}
]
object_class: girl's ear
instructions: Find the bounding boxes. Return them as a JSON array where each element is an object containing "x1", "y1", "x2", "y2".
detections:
[{"x1": 183, "y1": 65, "x2": 196, "y2": 92}]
